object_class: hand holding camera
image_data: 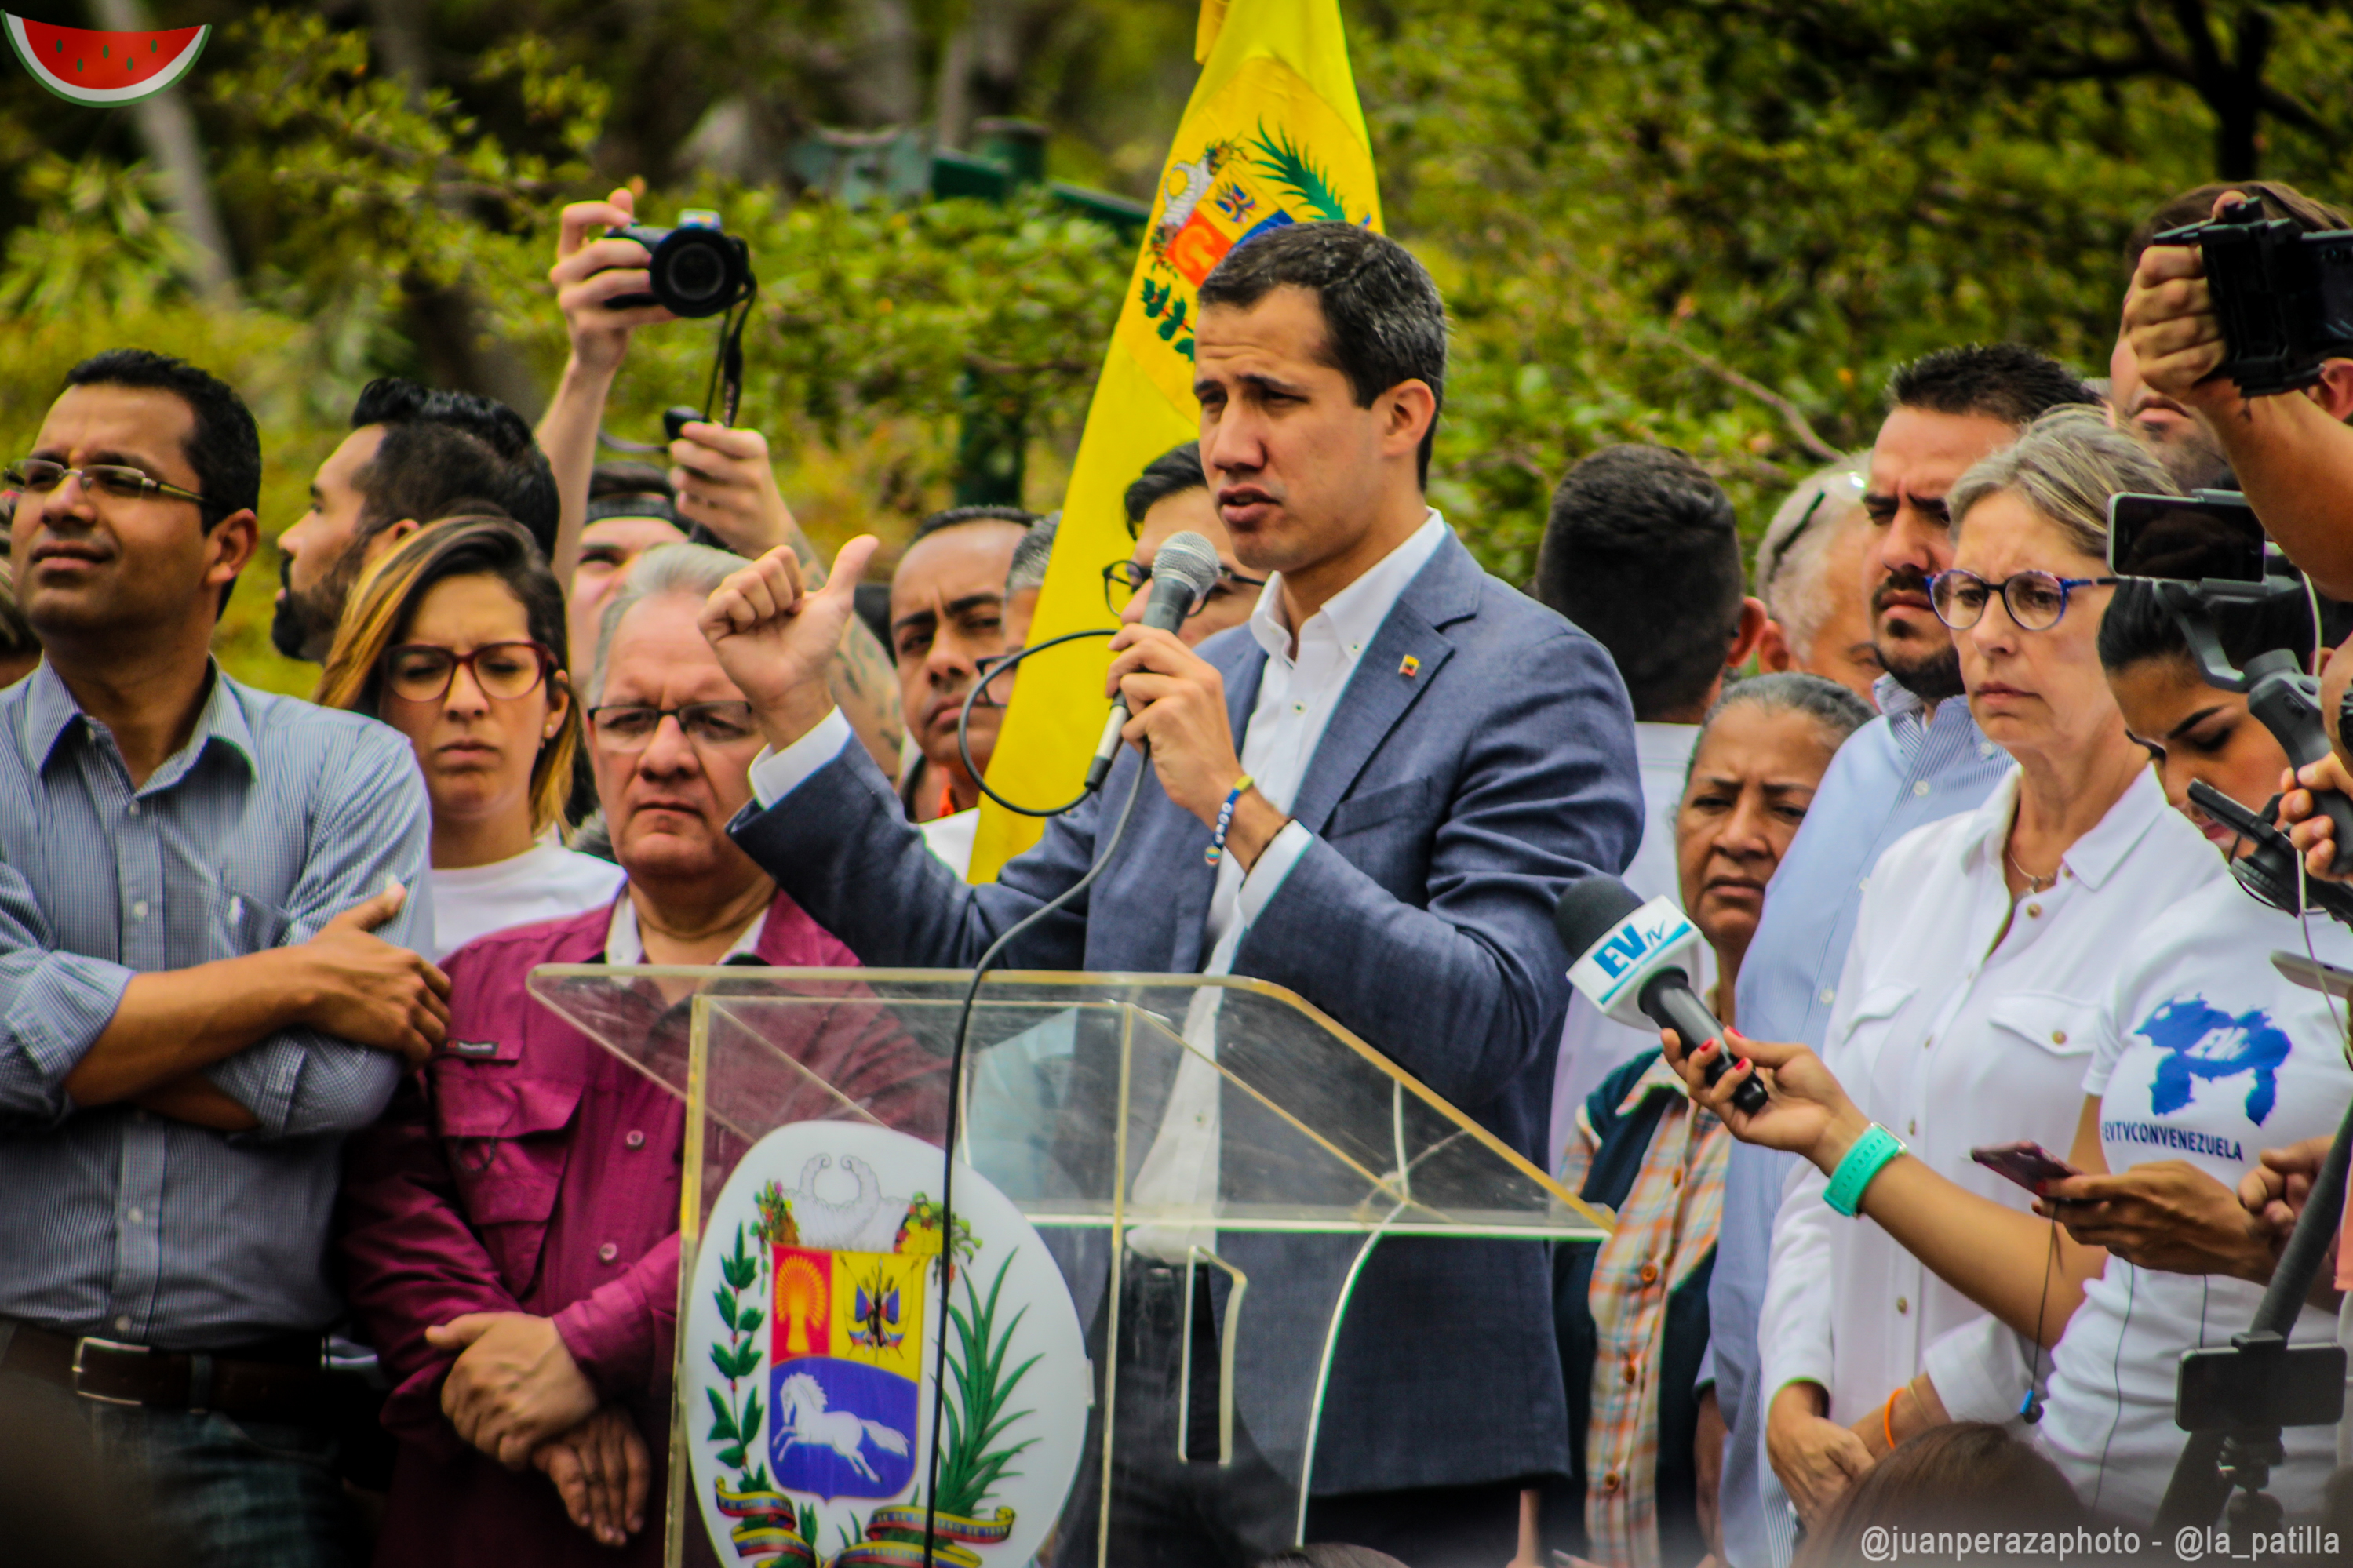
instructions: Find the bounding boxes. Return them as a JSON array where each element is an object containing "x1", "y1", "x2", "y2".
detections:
[
  {"x1": 667, "y1": 420, "x2": 797, "y2": 563},
  {"x1": 2124, "y1": 235, "x2": 2230, "y2": 412},
  {"x1": 549, "y1": 187, "x2": 678, "y2": 379}
]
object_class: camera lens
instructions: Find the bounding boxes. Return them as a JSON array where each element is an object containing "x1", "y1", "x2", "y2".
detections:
[{"x1": 663, "y1": 240, "x2": 727, "y2": 308}]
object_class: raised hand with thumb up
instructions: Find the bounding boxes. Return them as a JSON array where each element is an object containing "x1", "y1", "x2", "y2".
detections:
[{"x1": 700, "y1": 534, "x2": 880, "y2": 751}]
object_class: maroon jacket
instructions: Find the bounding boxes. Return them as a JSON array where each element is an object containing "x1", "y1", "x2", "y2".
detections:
[{"x1": 337, "y1": 888, "x2": 942, "y2": 1567}]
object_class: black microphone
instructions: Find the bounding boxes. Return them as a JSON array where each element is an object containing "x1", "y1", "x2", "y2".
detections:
[
  {"x1": 1553, "y1": 875, "x2": 1769, "y2": 1116},
  {"x1": 1084, "y1": 530, "x2": 1224, "y2": 791}
]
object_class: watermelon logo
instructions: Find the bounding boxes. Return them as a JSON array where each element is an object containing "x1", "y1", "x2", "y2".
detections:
[{"x1": 5, "y1": 14, "x2": 208, "y2": 106}]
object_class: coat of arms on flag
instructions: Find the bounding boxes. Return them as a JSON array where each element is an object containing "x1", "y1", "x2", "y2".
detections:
[
  {"x1": 688, "y1": 1126, "x2": 1089, "y2": 1568},
  {"x1": 967, "y1": 0, "x2": 1383, "y2": 880}
]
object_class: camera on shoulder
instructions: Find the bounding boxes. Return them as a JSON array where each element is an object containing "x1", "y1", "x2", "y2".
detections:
[
  {"x1": 2155, "y1": 194, "x2": 2353, "y2": 398},
  {"x1": 606, "y1": 209, "x2": 753, "y2": 319}
]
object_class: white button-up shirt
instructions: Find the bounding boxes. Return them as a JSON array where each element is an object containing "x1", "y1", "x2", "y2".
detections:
[
  {"x1": 748, "y1": 512, "x2": 1456, "y2": 1258},
  {"x1": 1130, "y1": 511, "x2": 1448, "y2": 1257},
  {"x1": 1758, "y1": 765, "x2": 2222, "y2": 1426}
]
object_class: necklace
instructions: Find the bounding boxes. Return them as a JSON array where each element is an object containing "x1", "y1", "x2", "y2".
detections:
[{"x1": 2005, "y1": 846, "x2": 2057, "y2": 893}]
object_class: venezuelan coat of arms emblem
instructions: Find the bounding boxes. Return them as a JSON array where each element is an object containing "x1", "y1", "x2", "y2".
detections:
[{"x1": 687, "y1": 1123, "x2": 1088, "y2": 1566}]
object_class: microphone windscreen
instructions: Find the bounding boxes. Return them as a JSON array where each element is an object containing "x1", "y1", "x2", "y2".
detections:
[
  {"x1": 1151, "y1": 531, "x2": 1224, "y2": 604},
  {"x1": 1553, "y1": 875, "x2": 1648, "y2": 961}
]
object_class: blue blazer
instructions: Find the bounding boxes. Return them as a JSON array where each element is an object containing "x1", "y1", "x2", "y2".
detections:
[{"x1": 730, "y1": 530, "x2": 1643, "y2": 1493}]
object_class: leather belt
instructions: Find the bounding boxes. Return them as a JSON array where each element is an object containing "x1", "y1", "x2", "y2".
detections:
[{"x1": 0, "y1": 1322, "x2": 332, "y2": 1424}]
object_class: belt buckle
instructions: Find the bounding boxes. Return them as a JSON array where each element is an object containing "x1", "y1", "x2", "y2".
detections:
[{"x1": 70, "y1": 1336, "x2": 150, "y2": 1406}]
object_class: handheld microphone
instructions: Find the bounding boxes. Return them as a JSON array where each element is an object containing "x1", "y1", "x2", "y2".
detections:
[
  {"x1": 1084, "y1": 530, "x2": 1224, "y2": 791},
  {"x1": 1553, "y1": 875, "x2": 1769, "y2": 1116}
]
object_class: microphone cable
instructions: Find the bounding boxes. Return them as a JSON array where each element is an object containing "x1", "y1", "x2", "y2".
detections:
[
  {"x1": 955, "y1": 629, "x2": 1124, "y2": 818},
  {"x1": 920, "y1": 624, "x2": 1147, "y2": 1561},
  {"x1": 2291, "y1": 566, "x2": 2351, "y2": 1057}
]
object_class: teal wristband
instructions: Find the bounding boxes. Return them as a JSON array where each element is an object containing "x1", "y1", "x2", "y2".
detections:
[{"x1": 1824, "y1": 1123, "x2": 1905, "y2": 1218}]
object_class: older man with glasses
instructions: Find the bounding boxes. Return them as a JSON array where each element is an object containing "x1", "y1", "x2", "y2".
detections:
[{"x1": 337, "y1": 540, "x2": 937, "y2": 1567}]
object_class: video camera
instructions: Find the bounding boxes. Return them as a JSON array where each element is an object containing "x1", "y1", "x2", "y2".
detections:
[
  {"x1": 606, "y1": 209, "x2": 753, "y2": 319},
  {"x1": 2153, "y1": 195, "x2": 2353, "y2": 397}
]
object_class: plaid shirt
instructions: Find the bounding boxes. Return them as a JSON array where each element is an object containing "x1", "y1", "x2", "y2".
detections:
[{"x1": 1563, "y1": 1053, "x2": 1729, "y2": 1568}]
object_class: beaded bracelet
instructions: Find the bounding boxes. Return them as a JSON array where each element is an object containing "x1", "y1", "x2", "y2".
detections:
[
  {"x1": 1824, "y1": 1122, "x2": 1905, "y2": 1218},
  {"x1": 1205, "y1": 774, "x2": 1255, "y2": 866}
]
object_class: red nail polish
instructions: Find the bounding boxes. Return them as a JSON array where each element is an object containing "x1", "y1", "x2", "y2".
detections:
[{"x1": 1737, "y1": 1057, "x2": 1752, "y2": 1072}]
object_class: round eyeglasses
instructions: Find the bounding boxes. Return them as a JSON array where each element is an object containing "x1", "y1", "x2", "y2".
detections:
[
  {"x1": 1100, "y1": 558, "x2": 1267, "y2": 619},
  {"x1": 382, "y1": 641, "x2": 557, "y2": 704},
  {"x1": 1928, "y1": 569, "x2": 2118, "y2": 632}
]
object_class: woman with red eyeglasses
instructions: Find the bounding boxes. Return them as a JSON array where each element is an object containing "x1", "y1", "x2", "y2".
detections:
[{"x1": 315, "y1": 515, "x2": 623, "y2": 959}]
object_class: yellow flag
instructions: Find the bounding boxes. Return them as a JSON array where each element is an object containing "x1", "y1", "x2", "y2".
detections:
[{"x1": 968, "y1": 0, "x2": 1382, "y2": 879}]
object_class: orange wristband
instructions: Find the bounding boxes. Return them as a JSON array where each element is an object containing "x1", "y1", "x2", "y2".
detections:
[{"x1": 1882, "y1": 1387, "x2": 1902, "y2": 1452}]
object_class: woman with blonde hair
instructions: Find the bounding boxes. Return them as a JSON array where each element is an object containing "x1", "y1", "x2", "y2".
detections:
[
  {"x1": 1670, "y1": 409, "x2": 2235, "y2": 1527},
  {"x1": 316, "y1": 515, "x2": 621, "y2": 957}
]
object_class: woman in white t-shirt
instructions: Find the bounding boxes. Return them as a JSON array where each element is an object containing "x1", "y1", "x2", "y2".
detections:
[
  {"x1": 1674, "y1": 505, "x2": 2353, "y2": 1522},
  {"x1": 315, "y1": 517, "x2": 623, "y2": 959},
  {"x1": 2020, "y1": 573, "x2": 2352, "y2": 1519}
]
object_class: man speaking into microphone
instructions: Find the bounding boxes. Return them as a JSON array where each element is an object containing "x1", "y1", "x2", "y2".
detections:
[{"x1": 699, "y1": 222, "x2": 1642, "y2": 1566}]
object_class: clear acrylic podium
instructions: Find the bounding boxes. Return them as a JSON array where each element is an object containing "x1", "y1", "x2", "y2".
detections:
[{"x1": 527, "y1": 966, "x2": 1612, "y2": 1567}]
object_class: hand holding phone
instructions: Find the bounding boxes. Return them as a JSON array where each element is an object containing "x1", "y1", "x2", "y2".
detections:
[{"x1": 1972, "y1": 1141, "x2": 2081, "y2": 1196}]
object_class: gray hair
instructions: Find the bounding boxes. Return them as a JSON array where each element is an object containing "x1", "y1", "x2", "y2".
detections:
[
  {"x1": 1755, "y1": 456, "x2": 1869, "y2": 653},
  {"x1": 588, "y1": 541, "x2": 746, "y2": 706},
  {"x1": 1690, "y1": 671, "x2": 1874, "y2": 784},
  {"x1": 1006, "y1": 513, "x2": 1058, "y2": 595},
  {"x1": 1947, "y1": 407, "x2": 2170, "y2": 559}
]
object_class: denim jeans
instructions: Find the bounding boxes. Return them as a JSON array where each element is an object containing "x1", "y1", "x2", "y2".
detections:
[{"x1": 1, "y1": 1367, "x2": 362, "y2": 1568}]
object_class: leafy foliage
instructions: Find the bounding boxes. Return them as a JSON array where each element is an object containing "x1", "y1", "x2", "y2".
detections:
[
  {"x1": 1359, "y1": 0, "x2": 2353, "y2": 574},
  {"x1": 708, "y1": 1222, "x2": 768, "y2": 1474},
  {"x1": 7, "y1": 0, "x2": 2353, "y2": 691},
  {"x1": 931, "y1": 1253, "x2": 1040, "y2": 1519}
]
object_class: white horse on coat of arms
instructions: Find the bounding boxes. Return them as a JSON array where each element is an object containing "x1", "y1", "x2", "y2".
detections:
[{"x1": 775, "y1": 1372, "x2": 911, "y2": 1482}]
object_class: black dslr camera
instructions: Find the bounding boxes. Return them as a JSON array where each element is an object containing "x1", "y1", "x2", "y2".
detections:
[
  {"x1": 607, "y1": 209, "x2": 752, "y2": 319},
  {"x1": 2153, "y1": 195, "x2": 2353, "y2": 397}
]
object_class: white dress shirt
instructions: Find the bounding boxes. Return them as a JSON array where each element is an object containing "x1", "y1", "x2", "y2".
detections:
[
  {"x1": 1547, "y1": 719, "x2": 1711, "y2": 1170},
  {"x1": 1758, "y1": 766, "x2": 2222, "y2": 1428},
  {"x1": 1129, "y1": 511, "x2": 1449, "y2": 1257},
  {"x1": 748, "y1": 513, "x2": 1454, "y2": 1258}
]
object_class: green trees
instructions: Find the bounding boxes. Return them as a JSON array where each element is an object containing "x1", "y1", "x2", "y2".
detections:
[
  {"x1": 1360, "y1": 0, "x2": 2353, "y2": 578},
  {"x1": 3, "y1": 1, "x2": 2350, "y2": 689}
]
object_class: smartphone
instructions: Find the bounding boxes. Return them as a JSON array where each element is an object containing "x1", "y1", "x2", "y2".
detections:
[
  {"x1": 2107, "y1": 491, "x2": 2270, "y2": 583},
  {"x1": 2177, "y1": 1342, "x2": 2348, "y2": 1432},
  {"x1": 1971, "y1": 1141, "x2": 2081, "y2": 1195}
]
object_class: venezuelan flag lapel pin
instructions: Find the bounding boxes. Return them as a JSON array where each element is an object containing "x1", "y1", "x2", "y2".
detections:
[{"x1": 1398, "y1": 654, "x2": 1420, "y2": 678}]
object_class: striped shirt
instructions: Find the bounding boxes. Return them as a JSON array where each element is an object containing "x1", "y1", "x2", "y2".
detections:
[
  {"x1": 1565, "y1": 1052, "x2": 1728, "y2": 1568},
  {"x1": 0, "y1": 661, "x2": 434, "y2": 1350}
]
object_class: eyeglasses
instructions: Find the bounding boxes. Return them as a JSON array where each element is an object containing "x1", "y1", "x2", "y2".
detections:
[
  {"x1": 5, "y1": 459, "x2": 207, "y2": 508},
  {"x1": 1928, "y1": 569, "x2": 2118, "y2": 632},
  {"x1": 587, "y1": 701, "x2": 760, "y2": 749},
  {"x1": 1100, "y1": 558, "x2": 1267, "y2": 619},
  {"x1": 968, "y1": 650, "x2": 1019, "y2": 710},
  {"x1": 382, "y1": 642, "x2": 557, "y2": 704}
]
